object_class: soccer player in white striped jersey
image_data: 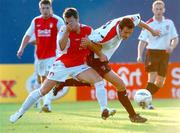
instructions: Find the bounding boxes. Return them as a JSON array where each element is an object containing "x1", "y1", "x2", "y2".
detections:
[
  {"x1": 54, "y1": 14, "x2": 160, "y2": 122},
  {"x1": 137, "y1": 1, "x2": 179, "y2": 109}
]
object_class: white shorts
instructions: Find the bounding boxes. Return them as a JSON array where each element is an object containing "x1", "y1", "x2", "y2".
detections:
[
  {"x1": 37, "y1": 57, "x2": 56, "y2": 76},
  {"x1": 47, "y1": 61, "x2": 90, "y2": 82}
]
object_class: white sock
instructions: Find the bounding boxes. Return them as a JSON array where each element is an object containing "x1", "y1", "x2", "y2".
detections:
[
  {"x1": 43, "y1": 90, "x2": 53, "y2": 106},
  {"x1": 34, "y1": 80, "x2": 41, "y2": 90},
  {"x1": 51, "y1": 87, "x2": 69, "y2": 100},
  {"x1": 94, "y1": 81, "x2": 108, "y2": 112},
  {"x1": 19, "y1": 89, "x2": 42, "y2": 114}
]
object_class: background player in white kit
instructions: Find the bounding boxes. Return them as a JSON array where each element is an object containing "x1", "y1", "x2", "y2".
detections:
[
  {"x1": 16, "y1": 0, "x2": 65, "y2": 112},
  {"x1": 137, "y1": 0, "x2": 179, "y2": 109}
]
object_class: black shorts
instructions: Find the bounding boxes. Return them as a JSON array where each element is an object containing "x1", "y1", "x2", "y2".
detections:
[
  {"x1": 86, "y1": 53, "x2": 111, "y2": 77},
  {"x1": 145, "y1": 49, "x2": 169, "y2": 77}
]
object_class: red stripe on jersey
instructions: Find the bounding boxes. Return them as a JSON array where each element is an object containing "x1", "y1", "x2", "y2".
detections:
[
  {"x1": 146, "y1": 18, "x2": 154, "y2": 24},
  {"x1": 100, "y1": 21, "x2": 119, "y2": 43}
]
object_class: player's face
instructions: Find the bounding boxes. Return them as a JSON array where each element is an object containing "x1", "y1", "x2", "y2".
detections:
[
  {"x1": 120, "y1": 27, "x2": 134, "y2": 40},
  {"x1": 65, "y1": 16, "x2": 79, "y2": 31},
  {"x1": 39, "y1": 4, "x2": 51, "y2": 18},
  {"x1": 152, "y1": 4, "x2": 165, "y2": 18}
]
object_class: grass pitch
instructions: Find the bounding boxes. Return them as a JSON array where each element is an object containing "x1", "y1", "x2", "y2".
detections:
[{"x1": 1, "y1": 99, "x2": 180, "y2": 133}]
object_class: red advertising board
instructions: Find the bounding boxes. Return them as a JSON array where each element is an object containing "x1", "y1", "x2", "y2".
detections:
[{"x1": 77, "y1": 63, "x2": 180, "y2": 101}]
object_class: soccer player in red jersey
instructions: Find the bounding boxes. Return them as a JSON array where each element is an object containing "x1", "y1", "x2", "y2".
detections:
[
  {"x1": 10, "y1": 7, "x2": 115, "y2": 123},
  {"x1": 17, "y1": 0, "x2": 64, "y2": 112}
]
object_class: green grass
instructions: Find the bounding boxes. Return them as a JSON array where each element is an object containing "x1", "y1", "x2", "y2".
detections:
[{"x1": 1, "y1": 100, "x2": 180, "y2": 133}]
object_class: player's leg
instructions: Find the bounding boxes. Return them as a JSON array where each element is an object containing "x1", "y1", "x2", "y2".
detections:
[
  {"x1": 33, "y1": 74, "x2": 41, "y2": 109},
  {"x1": 9, "y1": 79, "x2": 57, "y2": 123},
  {"x1": 103, "y1": 70, "x2": 147, "y2": 123},
  {"x1": 51, "y1": 87, "x2": 69, "y2": 100},
  {"x1": 41, "y1": 57, "x2": 56, "y2": 112},
  {"x1": 53, "y1": 79, "x2": 90, "y2": 96},
  {"x1": 76, "y1": 68, "x2": 116, "y2": 120}
]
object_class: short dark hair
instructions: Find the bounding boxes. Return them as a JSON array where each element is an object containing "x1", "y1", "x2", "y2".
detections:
[
  {"x1": 39, "y1": 0, "x2": 52, "y2": 7},
  {"x1": 63, "y1": 7, "x2": 79, "y2": 19},
  {"x1": 119, "y1": 18, "x2": 135, "y2": 30}
]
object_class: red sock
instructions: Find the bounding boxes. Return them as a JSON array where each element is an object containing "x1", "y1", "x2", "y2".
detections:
[{"x1": 117, "y1": 90, "x2": 136, "y2": 117}]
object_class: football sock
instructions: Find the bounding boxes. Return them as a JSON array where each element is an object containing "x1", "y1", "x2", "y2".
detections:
[
  {"x1": 117, "y1": 90, "x2": 136, "y2": 117},
  {"x1": 146, "y1": 82, "x2": 160, "y2": 95},
  {"x1": 43, "y1": 90, "x2": 53, "y2": 106},
  {"x1": 94, "y1": 81, "x2": 108, "y2": 112},
  {"x1": 19, "y1": 89, "x2": 42, "y2": 114}
]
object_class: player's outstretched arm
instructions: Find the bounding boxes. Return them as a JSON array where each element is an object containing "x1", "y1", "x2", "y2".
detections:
[
  {"x1": 137, "y1": 40, "x2": 147, "y2": 63},
  {"x1": 17, "y1": 35, "x2": 31, "y2": 59},
  {"x1": 138, "y1": 21, "x2": 160, "y2": 37}
]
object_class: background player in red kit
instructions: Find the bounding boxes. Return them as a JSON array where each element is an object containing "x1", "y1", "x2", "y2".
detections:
[
  {"x1": 10, "y1": 7, "x2": 115, "y2": 123},
  {"x1": 16, "y1": 0, "x2": 64, "y2": 112}
]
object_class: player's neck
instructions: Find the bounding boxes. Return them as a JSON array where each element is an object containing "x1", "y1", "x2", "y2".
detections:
[
  {"x1": 42, "y1": 15, "x2": 51, "y2": 19},
  {"x1": 154, "y1": 16, "x2": 163, "y2": 22},
  {"x1": 75, "y1": 24, "x2": 81, "y2": 34}
]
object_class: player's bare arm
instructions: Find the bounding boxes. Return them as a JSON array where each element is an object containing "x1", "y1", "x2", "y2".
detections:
[
  {"x1": 81, "y1": 37, "x2": 107, "y2": 62},
  {"x1": 59, "y1": 24, "x2": 72, "y2": 51},
  {"x1": 17, "y1": 35, "x2": 31, "y2": 59},
  {"x1": 138, "y1": 21, "x2": 160, "y2": 36},
  {"x1": 137, "y1": 40, "x2": 147, "y2": 62},
  {"x1": 167, "y1": 37, "x2": 179, "y2": 53}
]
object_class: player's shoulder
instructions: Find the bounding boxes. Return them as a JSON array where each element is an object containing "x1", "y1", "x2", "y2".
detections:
[
  {"x1": 80, "y1": 24, "x2": 92, "y2": 34},
  {"x1": 33, "y1": 15, "x2": 43, "y2": 21},
  {"x1": 81, "y1": 24, "x2": 92, "y2": 30},
  {"x1": 146, "y1": 18, "x2": 154, "y2": 24},
  {"x1": 164, "y1": 17, "x2": 174, "y2": 24},
  {"x1": 52, "y1": 14, "x2": 63, "y2": 21}
]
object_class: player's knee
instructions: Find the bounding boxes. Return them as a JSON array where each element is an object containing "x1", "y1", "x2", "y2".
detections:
[
  {"x1": 155, "y1": 81, "x2": 164, "y2": 88},
  {"x1": 90, "y1": 76, "x2": 103, "y2": 84},
  {"x1": 115, "y1": 79, "x2": 126, "y2": 91},
  {"x1": 40, "y1": 88, "x2": 48, "y2": 96}
]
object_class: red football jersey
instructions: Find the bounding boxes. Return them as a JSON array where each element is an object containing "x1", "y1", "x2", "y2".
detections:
[
  {"x1": 34, "y1": 16, "x2": 58, "y2": 59},
  {"x1": 56, "y1": 24, "x2": 92, "y2": 67}
]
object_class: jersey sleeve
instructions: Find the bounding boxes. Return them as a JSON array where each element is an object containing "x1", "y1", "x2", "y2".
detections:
[
  {"x1": 25, "y1": 19, "x2": 35, "y2": 36},
  {"x1": 138, "y1": 29, "x2": 149, "y2": 42},
  {"x1": 57, "y1": 17, "x2": 65, "y2": 31},
  {"x1": 170, "y1": 21, "x2": 178, "y2": 39},
  {"x1": 123, "y1": 14, "x2": 141, "y2": 27},
  {"x1": 28, "y1": 33, "x2": 36, "y2": 43},
  {"x1": 88, "y1": 30, "x2": 104, "y2": 42}
]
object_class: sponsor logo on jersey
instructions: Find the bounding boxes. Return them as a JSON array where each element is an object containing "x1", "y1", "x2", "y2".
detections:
[{"x1": 38, "y1": 29, "x2": 51, "y2": 37}]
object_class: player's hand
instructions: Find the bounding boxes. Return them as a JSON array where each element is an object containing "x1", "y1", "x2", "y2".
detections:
[
  {"x1": 81, "y1": 37, "x2": 91, "y2": 48},
  {"x1": 65, "y1": 22, "x2": 73, "y2": 33},
  {"x1": 166, "y1": 46, "x2": 174, "y2": 54},
  {"x1": 151, "y1": 30, "x2": 161, "y2": 37},
  {"x1": 137, "y1": 56, "x2": 143, "y2": 63},
  {"x1": 99, "y1": 53, "x2": 108, "y2": 62},
  {"x1": 17, "y1": 49, "x2": 24, "y2": 59}
]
